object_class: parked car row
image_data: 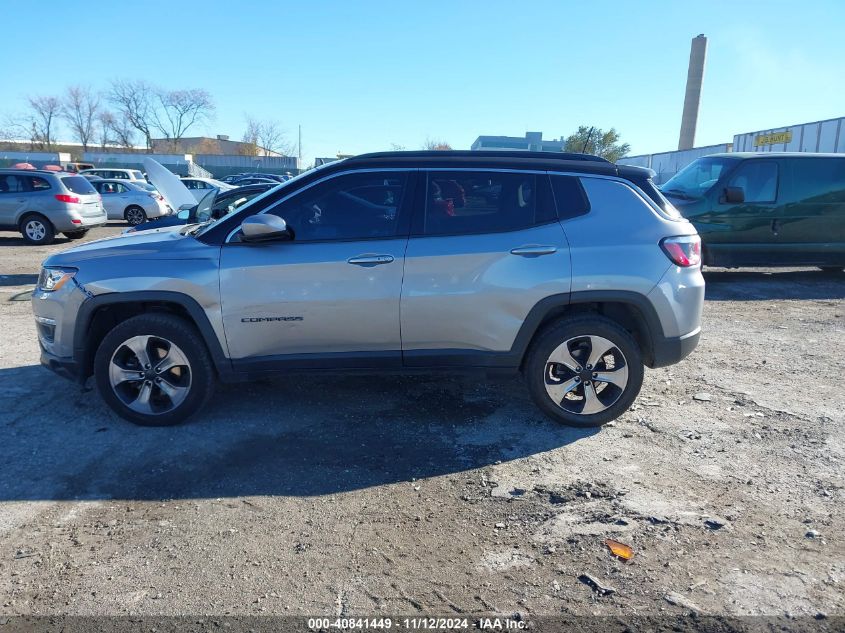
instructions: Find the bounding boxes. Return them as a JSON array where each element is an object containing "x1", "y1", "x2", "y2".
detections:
[
  {"x1": 218, "y1": 172, "x2": 292, "y2": 185},
  {"x1": 129, "y1": 183, "x2": 276, "y2": 232}
]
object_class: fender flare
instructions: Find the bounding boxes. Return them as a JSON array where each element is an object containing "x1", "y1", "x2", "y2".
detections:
[
  {"x1": 73, "y1": 290, "x2": 231, "y2": 378},
  {"x1": 509, "y1": 290, "x2": 665, "y2": 365}
]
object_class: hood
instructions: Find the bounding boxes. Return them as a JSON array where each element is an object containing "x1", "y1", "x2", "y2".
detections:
[
  {"x1": 43, "y1": 225, "x2": 212, "y2": 268},
  {"x1": 143, "y1": 157, "x2": 196, "y2": 210}
]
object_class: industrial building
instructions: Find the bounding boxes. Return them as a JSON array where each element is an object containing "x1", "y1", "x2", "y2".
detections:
[{"x1": 471, "y1": 131, "x2": 567, "y2": 152}]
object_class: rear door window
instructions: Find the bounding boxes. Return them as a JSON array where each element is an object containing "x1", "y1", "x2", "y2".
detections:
[
  {"x1": 727, "y1": 161, "x2": 779, "y2": 203},
  {"x1": 421, "y1": 171, "x2": 544, "y2": 236},
  {"x1": 61, "y1": 176, "x2": 97, "y2": 194},
  {"x1": 30, "y1": 176, "x2": 51, "y2": 191},
  {"x1": 132, "y1": 171, "x2": 145, "y2": 180}
]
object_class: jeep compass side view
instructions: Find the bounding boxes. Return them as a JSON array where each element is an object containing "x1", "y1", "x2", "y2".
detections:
[{"x1": 33, "y1": 151, "x2": 704, "y2": 427}]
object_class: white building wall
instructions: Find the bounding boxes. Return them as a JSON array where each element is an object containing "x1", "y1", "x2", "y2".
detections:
[{"x1": 732, "y1": 116, "x2": 845, "y2": 153}]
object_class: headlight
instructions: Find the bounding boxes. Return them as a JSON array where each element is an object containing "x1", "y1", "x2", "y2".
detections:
[{"x1": 37, "y1": 267, "x2": 76, "y2": 292}]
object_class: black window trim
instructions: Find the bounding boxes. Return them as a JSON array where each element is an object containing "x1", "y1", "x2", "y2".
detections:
[{"x1": 224, "y1": 168, "x2": 418, "y2": 245}]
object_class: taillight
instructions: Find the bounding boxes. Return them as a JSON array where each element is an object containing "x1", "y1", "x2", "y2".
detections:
[
  {"x1": 660, "y1": 235, "x2": 701, "y2": 267},
  {"x1": 55, "y1": 194, "x2": 80, "y2": 204}
]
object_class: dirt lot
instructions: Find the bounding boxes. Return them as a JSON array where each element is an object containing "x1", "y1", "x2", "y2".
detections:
[{"x1": 0, "y1": 224, "x2": 843, "y2": 620}]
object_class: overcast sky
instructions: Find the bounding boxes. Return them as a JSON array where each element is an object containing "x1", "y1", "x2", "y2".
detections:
[{"x1": 1, "y1": 0, "x2": 842, "y2": 163}]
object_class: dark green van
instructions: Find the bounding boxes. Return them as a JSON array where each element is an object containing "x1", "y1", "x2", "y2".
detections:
[{"x1": 660, "y1": 153, "x2": 845, "y2": 269}]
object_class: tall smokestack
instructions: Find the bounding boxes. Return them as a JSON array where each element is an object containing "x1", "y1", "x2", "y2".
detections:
[{"x1": 678, "y1": 34, "x2": 708, "y2": 150}]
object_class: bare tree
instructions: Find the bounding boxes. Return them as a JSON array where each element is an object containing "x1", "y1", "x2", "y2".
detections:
[
  {"x1": 422, "y1": 138, "x2": 452, "y2": 150},
  {"x1": 257, "y1": 120, "x2": 292, "y2": 156},
  {"x1": 22, "y1": 95, "x2": 62, "y2": 150},
  {"x1": 99, "y1": 110, "x2": 136, "y2": 149},
  {"x1": 108, "y1": 79, "x2": 157, "y2": 151},
  {"x1": 240, "y1": 116, "x2": 261, "y2": 155},
  {"x1": 151, "y1": 88, "x2": 214, "y2": 142},
  {"x1": 241, "y1": 115, "x2": 292, "y2": 156},
  {"x1": 389, "y1": 143, "x2": 406, "y2": 151},
  {"x1": 95, "y1": 111, "x2": 114, "y2": 149},
  {"x1": 62, "y1": 86, "x2": 100, "y2": 150}
]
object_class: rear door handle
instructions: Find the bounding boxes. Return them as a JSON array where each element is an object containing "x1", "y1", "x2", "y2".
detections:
[
  {"x1": 347, "y1": 254, "x2": 395, "y2": 266},
  {"x1": 510, "y1": 245, "x2": 558, "y2": 256}
]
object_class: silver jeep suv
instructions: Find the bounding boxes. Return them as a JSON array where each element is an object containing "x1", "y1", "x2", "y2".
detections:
[
  {"x1": 32, "y1": 151, "x2": 704, "y2": 427},
  {"x1": 0, "y1": 168, "x2": 107, "y2": 244}
]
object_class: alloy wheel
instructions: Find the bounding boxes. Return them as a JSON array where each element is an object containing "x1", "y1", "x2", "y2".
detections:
[
  {"x1": 126, "y1": 208, "x2": 145, "y2": 225},
  {"x1": 544, "y1": 335, "x2": 629, "y2": 415},
  {"x1": 25, "y1": 220, "x2": 46, "y2": 242},
  {"x1": 108, "y1": 335, "x2": 192, "y2": 415}
]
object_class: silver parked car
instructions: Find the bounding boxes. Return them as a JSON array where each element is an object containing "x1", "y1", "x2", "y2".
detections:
[
  {"x1": 0, "y1": 169, "x2": 106, "y2": 244},
  {"x1": 79, "y1": 168, "x2": 147, "y2": 182},
  {"x1": 91, "y1": 179, "x2": 171, "y2": 226},
  {"x1": 33, "y1": 151, "x2": 704, "y2": 427}
]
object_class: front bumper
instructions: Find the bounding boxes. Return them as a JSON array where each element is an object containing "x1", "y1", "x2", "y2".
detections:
[{"x1": 40, "y1": 344, "x2": 81, "y2": 383}]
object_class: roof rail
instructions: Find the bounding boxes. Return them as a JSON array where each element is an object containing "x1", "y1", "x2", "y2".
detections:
[{"x1": 347, "y1": 150, "x2": 611, "y2": 163}]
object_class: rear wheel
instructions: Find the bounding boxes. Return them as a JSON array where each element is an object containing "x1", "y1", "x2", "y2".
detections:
[
  {"x1": 63, "y1": 229, "x2": 89, "y2": 241},
  {"x1": 525, "y1": 315, "x2": 644, "y2": 427},
  {"x1": 94, "y1": 314, "x2": 215, "y2": 426},
  {"x1": 124, "y1": 206, "x2": 147, "y2": 226},
  {"x1": 19, "y1": 214, "x2": 55, "y2": 245}
]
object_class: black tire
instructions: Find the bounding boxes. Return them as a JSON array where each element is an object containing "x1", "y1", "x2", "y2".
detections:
[
  {"x1": 63, "y1": 229, "x2": 89, "y2": 241},
  {"x1": 524, "y1": 315, "x2": 644, "y2": 427},
  {"x1": 19, "y1": 213, "x2": 56, "y2": 245},
  {"x1": 819, "y1": 266, "x2": 844, "y2": 273},
  {"x1": 124, "y1": 206, "x2": 147, "y2": 226},
  {"x1": 94, "y1": 314, "x2": 215, "y2": 426}
]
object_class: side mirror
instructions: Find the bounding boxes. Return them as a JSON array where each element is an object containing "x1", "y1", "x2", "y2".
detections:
[
  {"x1": 723, "y1": 186, "x2": 745, "y2": 204},
  {"x1": 177, "y1": 210, "x2": 190, "y2": 220},
  {"x1": 241, "y1": 215, "x2": 291, "y2": 242}
]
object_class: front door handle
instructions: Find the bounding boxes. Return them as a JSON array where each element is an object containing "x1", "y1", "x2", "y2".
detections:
[
  {"x1": 347, "y1": 254, "x2": 395, "y2": 266},
  {"x1": 510, "y1": 245, "x2": 558, "y2": 256}
]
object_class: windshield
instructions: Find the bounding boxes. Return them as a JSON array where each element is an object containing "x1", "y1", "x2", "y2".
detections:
[
  {"x1": 193, "y1": 160, "x2": 344, "y2": 237},
  {"x1": 192, "y1": 189, "x2": 218, "y2": 222},
  {"x1": 661, "y1": 157, "x2": 738, "y2": 200}
]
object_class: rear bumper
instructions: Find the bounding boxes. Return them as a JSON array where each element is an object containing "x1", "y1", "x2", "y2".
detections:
[{"x1": 651, "y1": 327, "x2": 700, "y2": 368}]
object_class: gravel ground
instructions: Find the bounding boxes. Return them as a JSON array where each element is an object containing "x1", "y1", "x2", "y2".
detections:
[{"x1": 0, "y1": 224, "x2": 843, "y2": 619}]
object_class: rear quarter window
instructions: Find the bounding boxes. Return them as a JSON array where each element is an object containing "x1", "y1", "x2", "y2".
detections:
[
  {"x1": 579, "y1": 177, "x2": 664, "y2": 220},
  {"x1": 61, "y1": 176, "x2": 97, "y2": 194},
  {"x1": 631, "y1": 176, "x2": 683, "y2": 220},
  {"x1": 550, "y1": 175, "x2": 590, "y2": 220}
]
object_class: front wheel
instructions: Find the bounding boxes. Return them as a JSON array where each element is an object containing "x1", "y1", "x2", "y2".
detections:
[
  {"x1": 524, "y1": 315, "x2": 644, "y2": 427},
  {"x1": 94, "y1": 314, "x2": 215, "y2": 426},
  {"x1": 124, "y1": 206, "x2": 147, "y2": 226}
]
